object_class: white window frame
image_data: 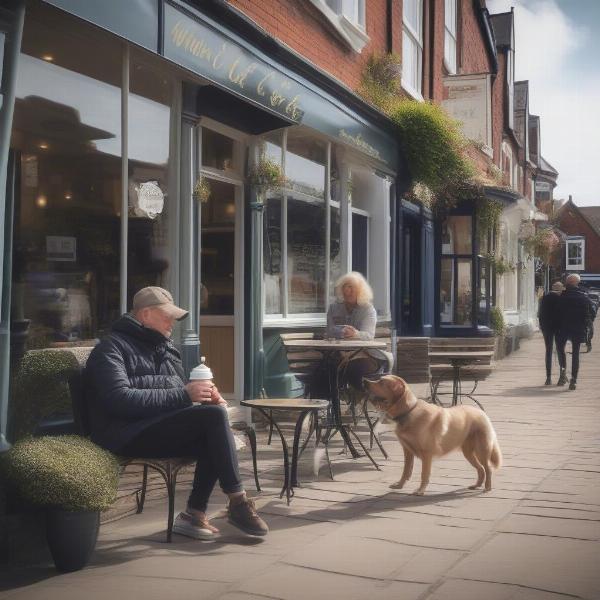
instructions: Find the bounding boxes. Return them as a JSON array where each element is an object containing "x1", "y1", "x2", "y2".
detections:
[
  {"x1": 401, "y1": 0, "x2": 424, "y2": 100},
  {"x1": 444, "y1": 0, "x2": 458, "y2": 74},
  {"x1": 507, "y1": 49, "x2": 515, "y2": 131},
  {"x1": 566, "y1": 237, "x2": 585, "y2": 271},
  {"x1": 310, "y1": 0, "x2": 369, "y2": 53}
]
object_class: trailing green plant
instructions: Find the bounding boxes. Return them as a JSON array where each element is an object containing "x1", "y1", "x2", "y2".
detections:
[
  {"x1": 485, "y1": 252, "x2": 515, "y2": 276},
  {"x1": 477, "y1": 198, "x2": 503, "y2": 238},
  {"x1": 9, "y1": 350, "x2": 79, "y2": 441},
  {"x1": 193, "y1": 177, "x2": 211, "y2": 203},
  {"x1": 248, "y1": 157, "x2": 286, "y2": 193},
  {"x1": 358, "y1": 52, "x2": 402, "y2": 113},
  {"x1": 389, "y1": 100, "x2": 474, "y2": 198},
  {"x1": 522, "y1": 228, "x2": 560, "y2": 263},
  {"x1": 1, "y1": 435, "x2": 119, "y2": 511},
  {"x1": 489, "y1": 306, "x2": 506, "y2": 336}
]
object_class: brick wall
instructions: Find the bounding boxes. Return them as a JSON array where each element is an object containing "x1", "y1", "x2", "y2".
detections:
[
  {"x1": 557, "y1": 204, "x2": 600, "y2": 274},
  {"x1": 227, "y1": 0, "x2": 401, "y2": 91}
]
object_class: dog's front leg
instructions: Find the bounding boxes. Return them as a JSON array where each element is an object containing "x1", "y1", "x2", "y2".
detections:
[
  {"x1": 413, "y1": 454, "x2": 432, "y2": 495},
  {"x1": 390, "y1": 445, "x2": 414, "y2": 489}
]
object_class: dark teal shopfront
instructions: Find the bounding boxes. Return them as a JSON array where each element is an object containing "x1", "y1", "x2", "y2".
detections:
[{"x1": 0, "y1": 0, "x2": 404, "y2": 449}]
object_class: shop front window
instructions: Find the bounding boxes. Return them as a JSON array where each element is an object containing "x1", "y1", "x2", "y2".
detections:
[
  {"x1": 11, "y1": 4, "x2": 122, "y2": 347},
  {"x1": 440, "y1": 215, "x2": 473, "y2": 327},
  {"x1": 127, "y1": 51, "x2": 176, "y2": 305}
]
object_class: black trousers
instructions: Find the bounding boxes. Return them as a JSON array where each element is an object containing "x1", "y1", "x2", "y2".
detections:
[
  {"x1": 120, "y1": 404, "x2": 244, "y2": 512},
  {"x1": 542, "y1": 330, "x2": 560, "y2": 376},
  {"x1": 310, "y1": 356, "x2": 382, "y2": 399},
  {"x1": 556, "y1": 336, "x2": 581, "y2": 382}
]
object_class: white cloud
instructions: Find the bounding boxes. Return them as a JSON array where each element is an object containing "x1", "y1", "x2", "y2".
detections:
[{"x1": 487, "y1": 0, "x2": 599, "y2": 206}]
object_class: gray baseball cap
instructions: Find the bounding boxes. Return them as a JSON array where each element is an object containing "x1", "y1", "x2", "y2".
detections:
[{"x1": 132, "y1": 286, "x2": 188, "y2": 320}]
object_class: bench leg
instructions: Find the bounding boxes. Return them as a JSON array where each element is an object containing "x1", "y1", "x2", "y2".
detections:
[{"x1": 136, "y1": 465, "x2": 149, "y2": 514}]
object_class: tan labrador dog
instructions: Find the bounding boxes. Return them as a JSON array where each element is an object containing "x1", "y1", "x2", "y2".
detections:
[{"x1": 365, "y1": 375, "x2": 502, "y2": 495}]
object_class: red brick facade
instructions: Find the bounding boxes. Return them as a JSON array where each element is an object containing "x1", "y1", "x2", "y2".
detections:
[
  {"x1": 227, "y1": 0, "x2": 401, "y2": 91},
  {"x1": 557, "y1": 202, "x2": 600, "y2": 275}
]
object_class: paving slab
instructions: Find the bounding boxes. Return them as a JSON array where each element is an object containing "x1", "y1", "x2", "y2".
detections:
[{"x1": 2, "y1": 333, "x2": 600, "y2": 600}]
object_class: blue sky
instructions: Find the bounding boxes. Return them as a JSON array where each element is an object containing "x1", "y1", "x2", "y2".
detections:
[{"x1": 487, "y1": 0, "x2": 599, "y2": 207}]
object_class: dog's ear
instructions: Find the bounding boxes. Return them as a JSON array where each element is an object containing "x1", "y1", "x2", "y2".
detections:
[{"x1": 383, "y1": 375, "x2": 406, "y2": 398}]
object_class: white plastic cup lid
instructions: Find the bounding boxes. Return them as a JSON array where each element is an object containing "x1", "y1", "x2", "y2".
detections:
[{"x1": 189, "y1": 362, "x2": 213, "y2": 380}]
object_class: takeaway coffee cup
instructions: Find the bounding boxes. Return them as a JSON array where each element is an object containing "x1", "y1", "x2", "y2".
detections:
[{"x1": 189, "y1": 358, "x2": 213, "y2": 381}]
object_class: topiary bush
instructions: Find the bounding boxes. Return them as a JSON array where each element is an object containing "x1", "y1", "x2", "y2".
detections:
[
  {"x1": 490, "y1": 306, "x2": 506, "y2": 337},
  {"x1": 1, "y1": 436, "x2": 119, "y2": 512},
  {"x1": 9, "y1": 350, "x2": 79, "y2": 442}
]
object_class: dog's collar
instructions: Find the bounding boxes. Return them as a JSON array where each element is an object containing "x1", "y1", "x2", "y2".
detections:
[{"x1": 391, "y1": 401, "x2": 418, "y2": 424}]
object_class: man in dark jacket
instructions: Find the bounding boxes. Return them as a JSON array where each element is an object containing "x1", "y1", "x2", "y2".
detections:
[
  {"x1": 538, "y1": 281, "x2": 564, "y2": 385},
  {"x1": 86, "y1": 286, "x2": 268, "y2": 539},
  {"x1": 556, "y1": 274, "x2": 595, "y2": 391}
]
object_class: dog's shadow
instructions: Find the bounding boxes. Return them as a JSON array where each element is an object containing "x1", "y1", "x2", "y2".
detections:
[{"x1": 381, "y1": 486, "x2": 484, "y2": 506}]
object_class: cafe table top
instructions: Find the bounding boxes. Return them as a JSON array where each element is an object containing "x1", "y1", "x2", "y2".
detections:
[
  {"x1": 240, "y1": 398, "x2": 330, "y2": 410},
  {"x1": 281, "y1": 339, "x2": 387, "y2": 350}
]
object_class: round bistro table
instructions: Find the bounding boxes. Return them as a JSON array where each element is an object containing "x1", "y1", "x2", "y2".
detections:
[{"x1": 241, "y1": 398, "x2": 330, "y2": 504}]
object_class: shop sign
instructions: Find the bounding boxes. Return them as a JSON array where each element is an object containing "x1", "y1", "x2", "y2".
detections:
[
  {"x1": 163, "y1": 2, "x2": 397, "y2": 166},
  {"x1": 47, "y1": 236, "x2": 76, "y2": 262},
  {"x1": 133, "y1": 181, "x2": 164, "y2": 219}
]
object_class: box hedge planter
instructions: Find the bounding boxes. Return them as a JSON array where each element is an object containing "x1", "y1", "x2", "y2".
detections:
[{"x1": 1, "y1": 435, "x2": 119, "y2": 572}]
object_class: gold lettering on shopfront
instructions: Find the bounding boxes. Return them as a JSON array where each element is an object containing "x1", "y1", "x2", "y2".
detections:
[{"x1": 169, "y1": 20, "x2": 304, "y2": 121}]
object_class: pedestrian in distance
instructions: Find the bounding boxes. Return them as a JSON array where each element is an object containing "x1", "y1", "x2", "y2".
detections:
[
  {"x1": 556, "y1": 274, "x2": 596, "y2": 391},
  {"x1": 538, "y1": 281, "x2": 564, "y2": 386}
]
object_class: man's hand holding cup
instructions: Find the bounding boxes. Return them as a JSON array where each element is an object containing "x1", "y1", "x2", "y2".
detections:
[{"x1": 186, "y1": 361, "x2": 228, "y2": 407}]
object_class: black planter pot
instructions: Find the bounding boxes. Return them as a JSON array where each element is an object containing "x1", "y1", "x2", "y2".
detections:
[{"x1": 46, "y1": 508, "x2": 99, "y2": 572}]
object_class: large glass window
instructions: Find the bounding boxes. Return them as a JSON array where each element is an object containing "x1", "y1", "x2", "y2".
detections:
[
  {"x1": 440, "y1": 215, "x2": 473, "y2": 327},
  {"x1": 11, "y1": 5, "x2": 122, "y2": 347},
  {"x1": 402, "y1": 0, "x2": 423, "y2": 98},
  {"x1": 127, "y1": 51, "x2": 176, "y2": 305}
]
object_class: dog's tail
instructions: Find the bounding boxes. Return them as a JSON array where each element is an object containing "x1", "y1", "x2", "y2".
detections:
[{"x1": 490, "y1": 438, "x2": 502, "y2": 470}]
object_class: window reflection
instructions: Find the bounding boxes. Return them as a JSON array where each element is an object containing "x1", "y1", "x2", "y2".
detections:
[
  {"x1": 287, "y1": 197, "x2": 326, "y2": 313},
  {"x1": 11, "y1": 6, "x2": 121, "y2": 347},
  {"x1": 127, "y1": 52, "x2": 175, "y2": 305},
  {"x1": 285, "y1": 130, "x2": 326, "y2": 198}
]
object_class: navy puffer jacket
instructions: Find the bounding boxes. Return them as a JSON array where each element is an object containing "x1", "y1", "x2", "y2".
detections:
[
  {"x1": 85, "y1": 314, "x2": 192, "y2": 452},
  {"x1": 557, "y1": 286, "x2": 595, "y2": 343}
]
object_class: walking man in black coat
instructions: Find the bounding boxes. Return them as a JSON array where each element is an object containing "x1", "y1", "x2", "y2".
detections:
[
  {"x1": 556, "y1": 274, "x2": 595, "y2": 391},
  {"x1": 85, "y1": 286, "x2": 268, "y2": 539},
  {"x1": 538, "y1": 281, "x2": 564, "y2": 385}
]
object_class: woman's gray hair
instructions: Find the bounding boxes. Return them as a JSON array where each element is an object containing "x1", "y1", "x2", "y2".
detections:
[{"x1": 334, "y1": 271, "x2": 373, "y2": 305}]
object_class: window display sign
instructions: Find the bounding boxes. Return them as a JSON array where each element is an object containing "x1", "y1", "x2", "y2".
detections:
[
  {"x1": 46, "y1": 236, "x2": 76, "y2": 262},
  {"x1": 132, "y1": 181, "x2": 165, "y2": 219}
]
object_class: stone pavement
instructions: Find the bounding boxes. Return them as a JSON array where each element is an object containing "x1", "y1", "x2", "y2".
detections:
[{"x1": 1, "y1": 333, "x2": 599, "y2": 600}]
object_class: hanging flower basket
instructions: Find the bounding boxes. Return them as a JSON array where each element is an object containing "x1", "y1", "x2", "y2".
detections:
[
  {"x1": 193, "y1": 177, "x2": 211, "y2": 203},
  {"x1": 522, "y1": 228, "x2": 560, "y2": 262},
  {"x1": 248, "y1": 158, "x2": 286, "y2": 195}
]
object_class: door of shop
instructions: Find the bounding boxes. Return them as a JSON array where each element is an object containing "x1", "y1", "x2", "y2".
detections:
[
  {"x1": 197, "y1": 120, "x2": 245, "y2": 402},
  {"x1": 401, "y1": 213, "x2": 422, "y2": 335}
]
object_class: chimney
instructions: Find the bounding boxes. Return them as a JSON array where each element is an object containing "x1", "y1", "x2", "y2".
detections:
[{"x1": 568, "y1": 194, "x2": 573, "y2": 202}]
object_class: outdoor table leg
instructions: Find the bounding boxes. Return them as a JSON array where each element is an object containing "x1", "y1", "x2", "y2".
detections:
[
  {"x1": 253, "y1": 406, "x2": 293, "y2": 504},
  {"x1": 290, "y1": 408, "x2": 314, "y2": 488},
  {"x1": 451, "y1": 362, "x2": 462, "y2": 406},
  {"x1": 327, "y1": 350, "x2": 360, "y2": 458}
]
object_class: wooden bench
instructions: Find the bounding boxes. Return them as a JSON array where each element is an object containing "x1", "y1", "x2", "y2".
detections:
[
  {"x1": 36, "y1": 348, "x2": 260, "y2": 543},
  {"x1": 429, "y1": 337, "x2": 495, "y2": 381}
]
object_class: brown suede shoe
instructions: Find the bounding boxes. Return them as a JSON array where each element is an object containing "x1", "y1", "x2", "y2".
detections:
[{"x1": 227, "y1": 497, "x2": 269, "y2": 536}]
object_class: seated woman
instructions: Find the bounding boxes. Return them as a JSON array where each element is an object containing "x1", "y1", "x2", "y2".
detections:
[{"x1": 311, "y1": 272, "x2": 391, "y2": 397}]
